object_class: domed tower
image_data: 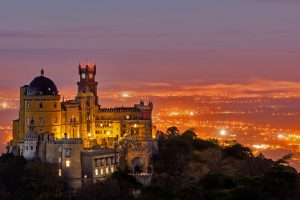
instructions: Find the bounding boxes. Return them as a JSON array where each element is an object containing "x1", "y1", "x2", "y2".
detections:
[{"x1": 24, "y1": 69, "x2": 62, "y2": 138}]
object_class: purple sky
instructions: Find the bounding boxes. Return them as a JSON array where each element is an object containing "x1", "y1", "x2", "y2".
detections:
[{"x1": 1, "y1": 0, "x2": 300, "y2": 96}]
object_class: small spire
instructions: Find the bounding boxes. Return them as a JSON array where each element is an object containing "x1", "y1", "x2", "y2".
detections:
[{"x1": 41, "y1": 69, "x2": 44, "y2": 76}]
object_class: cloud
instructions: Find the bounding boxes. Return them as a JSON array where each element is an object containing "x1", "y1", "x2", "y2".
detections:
[
  {"x1": 91, "y1": 79, "x2": 300, "y2": 97},
  {"x1": 0, "y1": 31, "x2": 44, "y2": 38},
  {"x1": 0, "y1": 27, "x2": 174, "y2": 40},
  {"x1": 2, "y1": 72, "x2": 300, "y2": 98},
  {"x1": 251, "y1": 0, "x2": 300, "y2": 3}
]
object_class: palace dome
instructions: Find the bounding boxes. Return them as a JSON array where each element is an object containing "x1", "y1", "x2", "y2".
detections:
[{"x1": 27, "y1": 70, "x2": 58, "y2": 96}]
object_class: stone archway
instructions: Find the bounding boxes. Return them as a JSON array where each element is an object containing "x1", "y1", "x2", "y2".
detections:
[{"x1": 131, "y1": 157, "x2": 144, "y2": 174}]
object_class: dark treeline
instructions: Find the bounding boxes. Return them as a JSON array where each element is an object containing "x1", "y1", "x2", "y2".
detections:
[
  {"x1": 1, "y1": 127, "x2": 300, "y2": 200},
  {"x1": 0, "y1": 154, "x2": 65, "y2": 200}
]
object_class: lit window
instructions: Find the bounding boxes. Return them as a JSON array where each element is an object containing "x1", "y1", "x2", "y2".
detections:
[
  {"x1": 84, "y1": 175, "x2": 87, "y2": 179},
  {"x1": 106, "y1": 167, "x2": 109, "y2": 174},
  {"x1": 58, "y1": 157, "x2": 61, "y2": 163},
  {"x1": 58, "y1": 169, "x2": 62, "y2": 176},
  {"x1": 101, "y1": 169, "x2": 104, "y2": 175},
  {"x1": 27, "y1": 102, "x2": 30, "y2": 109},
  {"x1": 54, "y1": 117, "x2": 58, "y2": 123},
  {"x1": 111, "y1": 167, "x2": 114, "y2": 173},
  {"x1": 95, "y1": 169, "x2": 99, "y2": 176},
  {"x1": 81, "y1": 73, "x2": 86, "y2": 79},
  {"x1": 66, "y1": 160, "x2": 70, "y2": 167},
  {"x1": 89, "y1": 73, "x2": 93, "y2": 79},
  {"x1": 126, "y1": 115, "x2": 129, "y2": 120}
]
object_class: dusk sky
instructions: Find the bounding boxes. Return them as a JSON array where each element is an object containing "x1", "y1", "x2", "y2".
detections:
[{"x1": 1, "y1": 0, "x2": 300, "y2": 97}]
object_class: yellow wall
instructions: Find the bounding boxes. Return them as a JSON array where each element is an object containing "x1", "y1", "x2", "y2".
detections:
[{"x1": 24, "y1": 96, "x2": 62, "y2": 138}]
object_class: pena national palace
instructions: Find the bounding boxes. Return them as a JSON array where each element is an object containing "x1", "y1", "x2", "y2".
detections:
[{"x1": 7, "y1": 63, "x2": 157, "y2": 190}]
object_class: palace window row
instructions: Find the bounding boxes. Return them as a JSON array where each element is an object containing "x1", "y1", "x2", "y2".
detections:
[
  {"x1": 26, "y1": 117, "x2": 58, "y2": 125},
  {"x1": 26, "y1": 102, "x2": 58, "y2": 109},
  {"x1": 94, "y1": 167, "x2": 114, "y2": 176}
]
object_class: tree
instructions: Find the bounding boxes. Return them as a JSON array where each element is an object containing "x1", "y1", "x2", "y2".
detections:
[
  {"x1": 223, "y1": 143, "x2": 252, "y2": 159},
  {"x1": 166, "y1": 126, "x2": 180, "y2": 138},
  {"x1": 182, "y1": 130, "x2": 197, "y2": 140},
  {"x1": 0, "y1": 154, "x2": 67, "y2": 200}
]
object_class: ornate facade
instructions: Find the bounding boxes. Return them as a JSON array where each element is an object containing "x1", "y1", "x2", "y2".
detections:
[
  {"x1": 10, "y1": 63, "x2": 157, "y2": 188},
  {"x1": 12, "y1": 63, "x2": 154, "y2": 151}
]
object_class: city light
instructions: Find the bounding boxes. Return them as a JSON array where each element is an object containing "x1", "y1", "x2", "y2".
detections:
[
  {"x1": 1, "y1": 102, "x2": 7, "y2": 109},
  {"x1": 277, "y1": 134, "x2": 285, "y2": 139},
  {"x1": 252, "y1": 144, "x2": 270, "y2": 149},
  {"x1": 122, "y1": 92, "x2": 129, "y2": 98},
  {"x1": 219, "y1": 129, "x2": 227, "y2": 136}
]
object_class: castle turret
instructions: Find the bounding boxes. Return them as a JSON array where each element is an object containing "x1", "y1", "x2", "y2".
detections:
[{"x1": 77, "y1": 63, "x2": 98, "y2": 104}]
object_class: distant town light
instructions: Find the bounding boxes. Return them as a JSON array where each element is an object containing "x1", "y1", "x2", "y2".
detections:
[
  {"x1": 252, "y1": 144, "x2": 269, "y2": 149},
  {"x1": 122, "y1": 92, "x2": 129, "y2": 98},
  {"x1": 169, "y1": 111, "x2": 179, "y2": 116},
  {"x1": 277, "y1": 134, "x2": 285, "y2": 139},
  {"x1": 219, "y1": 129, "x2": 227, "y2": 136},
  {"x1": 189, "y1": 112, "x2": 194, "y2": 116},
  {"x1": 2, "y1": 102, "x2": 7, "y2": 109}
]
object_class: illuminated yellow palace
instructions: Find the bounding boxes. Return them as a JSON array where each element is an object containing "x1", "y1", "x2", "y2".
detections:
[{"x1": 12, "y1": 63, "x2": 154, "y2": 150}]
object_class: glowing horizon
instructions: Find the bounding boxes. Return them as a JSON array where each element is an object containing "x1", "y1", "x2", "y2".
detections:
[{"x1": 1, "y1": 0, "x2": 300, "y2": 95}]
